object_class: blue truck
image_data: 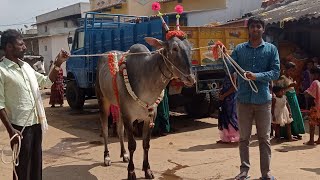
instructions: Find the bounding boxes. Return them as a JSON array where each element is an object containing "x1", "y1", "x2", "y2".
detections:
[{"x1": 66, "y1": 12, "x2": 248, "y2": 117}]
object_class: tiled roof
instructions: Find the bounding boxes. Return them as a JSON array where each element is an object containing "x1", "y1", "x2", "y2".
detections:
[{"x1": 253, "y1": 0, "x2": 320, "y2": 24}]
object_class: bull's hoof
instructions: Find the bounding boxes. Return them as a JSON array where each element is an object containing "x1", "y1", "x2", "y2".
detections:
[
  {"x1": 122, "y1": 154, "x2": 129, "y2": 163},
  {"x1": 104, "y1": 157, "x2": 111, "y2": 166},
  {"x1": 145, "y1": 169, "x2": 154, "y2": 179},
  {"x1": 128, "y1": 171, "x2": 136, "y2": 180}
]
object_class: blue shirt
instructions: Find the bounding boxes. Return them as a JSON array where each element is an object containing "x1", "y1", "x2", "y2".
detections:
[{"x1": 230, "y1": 41, "x2": 280, "y2": 104}]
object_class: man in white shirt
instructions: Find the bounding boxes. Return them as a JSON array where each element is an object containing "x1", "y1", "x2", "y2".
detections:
[
  {"x1": 0, "y1": 29, "x2": 69, "y2": 180},
  {"x1": 33, "y1": 56, "x2": 46, "y2": 74}
]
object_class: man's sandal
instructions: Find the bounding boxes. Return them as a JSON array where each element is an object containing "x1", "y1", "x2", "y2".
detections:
[
  {"x1": 259, "y1": 176, "x2": 277, "y2": 180},
  {"x1": 234, "y1": 172, "x2": 250, "y2": 180}
]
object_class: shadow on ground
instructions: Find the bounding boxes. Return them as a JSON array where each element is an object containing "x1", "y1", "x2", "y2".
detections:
[
  {"x1": 43, "y1": 163, "x2": 101, "y2": 180},
  {"x1": 300, "y1": 168, "x2": 320, "y2": 175},
  {"x1": 179, "y1": 142, "x2": 238, "y2": 152},
  {"x1": 274, "y1": 144, "x2": 317, "y2": 152}
]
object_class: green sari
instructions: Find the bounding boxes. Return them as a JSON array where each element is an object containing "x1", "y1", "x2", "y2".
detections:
[
  {"x1": 281, "y1": 90, "x2": 305, "y2": 137},
  {"x1": 154, "y1": 88, "x2": 170, "y2": 133}
]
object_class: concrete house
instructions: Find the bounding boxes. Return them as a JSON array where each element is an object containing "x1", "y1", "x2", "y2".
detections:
[{"x1": 35, "y1": 2, "x2": 90, "y2": 75}]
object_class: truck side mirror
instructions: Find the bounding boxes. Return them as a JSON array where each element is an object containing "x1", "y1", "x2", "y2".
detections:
[{"x1": 67, "y1": 37, "x2": 73, "y2": 44}]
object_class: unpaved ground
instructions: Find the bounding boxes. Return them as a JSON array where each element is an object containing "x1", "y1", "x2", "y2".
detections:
[{"x1": 1, "y1": 92, "x2": 320, "y2": 180}]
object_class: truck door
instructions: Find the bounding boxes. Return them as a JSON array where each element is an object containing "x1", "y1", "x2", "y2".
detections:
[{"x1": 68, "y1": 29, "x2": 88, "y2": 88}]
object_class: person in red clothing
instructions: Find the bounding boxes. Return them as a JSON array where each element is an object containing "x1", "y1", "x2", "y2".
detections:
[{"x1": 49, "y1": 65, "x2": 64, "y2": 107}]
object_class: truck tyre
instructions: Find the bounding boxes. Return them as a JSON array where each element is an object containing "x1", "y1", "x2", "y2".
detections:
[
  {"x1": 208, "y1": 92, "x2": 220, "y2": 116},
  {"x1": 66, "y1": 81, "x2": 85, "y2": 109},
  {"x1": 184, "y1": 93, "x2": 211, "y2": 118}
]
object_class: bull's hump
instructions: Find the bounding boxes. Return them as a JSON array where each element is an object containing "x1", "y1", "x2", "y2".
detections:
[{"x1": 129, "y1": 44, "x2": 150, "y2": 53}]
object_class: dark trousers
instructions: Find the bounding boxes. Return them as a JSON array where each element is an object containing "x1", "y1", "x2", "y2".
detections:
[{"x1": 12, "y1": 124, "x2": 42, "y2": 180}]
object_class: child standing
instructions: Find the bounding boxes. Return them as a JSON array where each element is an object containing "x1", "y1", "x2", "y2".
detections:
[
  {"x1": 304, "y1": 67, "x2": 320, "y2": 145},
  {"x1": 272, "y1": 86, "x2": 294, "y2": 141},
  {"x1": 276, "y1": 62, "x2": 305, "y2": 139}
]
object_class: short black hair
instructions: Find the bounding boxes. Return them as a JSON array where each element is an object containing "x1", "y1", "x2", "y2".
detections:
[
  {"x1": 247, "y1": 16, "x2": 265, "y2": 29},
  {"x1": 285, "y1": 61, "x2": 296, "y2": 70},
  {"x1": 310, "y1": 67, "x2": 320, "y2": 75},
  {"x1": 0, "y1": 29, "x2": 23, "y2": 50},
  {"x1": 272, "y1": 86, "x2": 283, "y2": 94}
]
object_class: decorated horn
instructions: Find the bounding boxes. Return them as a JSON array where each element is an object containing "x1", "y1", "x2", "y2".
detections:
[
  {"x1": 175, "y1": 5, "x2": 184, "y2": 31},
  {"x1": 152, "y1": 2, "x2": 169, "y2": 32}
]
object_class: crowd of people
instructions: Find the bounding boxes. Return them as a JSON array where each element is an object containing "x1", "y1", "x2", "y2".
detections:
[{"x1": 214, "y1": 16, "x2": 320, "y2": 180}]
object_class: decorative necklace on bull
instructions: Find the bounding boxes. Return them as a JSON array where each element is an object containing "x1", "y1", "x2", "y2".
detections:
[{"x1": 107, "y1": 3, "x2": 186, "y2": 127}]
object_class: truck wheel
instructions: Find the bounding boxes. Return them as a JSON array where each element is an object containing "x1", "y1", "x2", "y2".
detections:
[
  {"x1": 184, "y1": 93, "x2": 211, "y2": 118},
  {"x1": 66, "y1": 81, "x2": 85, "y2": 109},
  {"x1": 208, "y1": 92, "x2": 220, "y2": 116}
]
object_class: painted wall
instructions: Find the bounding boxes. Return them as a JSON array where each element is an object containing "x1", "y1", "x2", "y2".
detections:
[
  {"x1": 90, "y1": 0, "x2": 227, "y2": 17},
  {"x1": 187, "y1": 0, "x2": 262, "y2": 26},
  {"x1": 127, "y1": 0, "x2": 158, "y2": 16},
  {"x1": 90, "y1": 0, "x2": 119, "y2": 10},
  {"x1": 160, "y1": 0, "x2": 226, "y2": 14}
]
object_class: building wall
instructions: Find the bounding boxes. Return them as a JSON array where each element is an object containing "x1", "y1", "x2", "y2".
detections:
[
  {"x1": 187, "y1": 0, "x2": 262, "y2": 26},
  {"x1": 51, "y1": 35, "x2": 69, "y2": 75},
  {"x1": 90, "y1": 0, "x2": 119, "y2": 10},
  {"x1": 38, "y1": 37, "x2": 53, "y2": 74},
  {"x1": 108, "y1": 3, "x2": 129, "y2": 14},
  {"x1": 160, "y1": 0, "x2": 226, "y2": 14},
  {"x1": 24, "y1": 38, "x2": 39, "y2": 55},
  {"x1": 127, "y1": 0, "x2": 158, "y2": 16},
  {"x1": 36, "y1": 2, "x2": 90, "y2": 24},
  {"x1": 37, "y1": 19, "x2": 78, "y2": 36},
  {"x1": 38, "y1": 35, "x2": 69, "y2": 75}
]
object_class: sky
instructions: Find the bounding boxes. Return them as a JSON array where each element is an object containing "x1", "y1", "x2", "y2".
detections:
[{"x1": 0, "y1": 0, "x2": 89, "y2": 31}]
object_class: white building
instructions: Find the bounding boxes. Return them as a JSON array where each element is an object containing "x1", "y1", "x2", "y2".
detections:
[
  {"x1": 35, "y1": 2, "x2": 90, "y2": 75},
  {"x1": 187, "y1": 0, "x2": 263, "y2": 26}
]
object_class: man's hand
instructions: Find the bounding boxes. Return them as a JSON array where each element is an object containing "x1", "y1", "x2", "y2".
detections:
[
  {"x1": 9, "y1": 128, "x2": 22, "y2": 149},
  {"x1": 244, "y1": 71, "x2": 256, "y2": 80},
  {"x1": 54, "y1": 49, "x2": 70, "y2": 67}
]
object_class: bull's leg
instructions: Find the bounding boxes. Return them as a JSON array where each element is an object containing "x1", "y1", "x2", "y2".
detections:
[
  {"x1": 142, "y1": 120, "x2": 154, "y2": 179},
  {"x1": 97, "y1": 97, "x2": 111, "y2": 166},
  {"x1": 117, "y1": 119, "x2": 129, "y2": 162},
  {"x1": 123, "y1": 118, "x2": 137, "y2": 180}
]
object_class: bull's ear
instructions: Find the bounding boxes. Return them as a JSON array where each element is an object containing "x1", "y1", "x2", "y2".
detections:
[{"x1": 144, "y1": 37, "x2": 165, "y2": 49}]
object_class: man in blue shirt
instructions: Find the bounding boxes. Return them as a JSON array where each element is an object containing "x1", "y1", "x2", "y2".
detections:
[{"x1": 232, "y1": 17, "x2": 280, "y2": 180}]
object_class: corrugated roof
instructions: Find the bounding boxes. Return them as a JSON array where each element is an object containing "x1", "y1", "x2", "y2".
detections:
[{"x1": 254, "y1": 0, "x2": 320, "y2": 24}]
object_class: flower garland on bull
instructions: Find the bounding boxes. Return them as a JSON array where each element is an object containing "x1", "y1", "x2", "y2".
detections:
[{"x1": 107, "y1": 3, "x2": 187, "y2": 127}]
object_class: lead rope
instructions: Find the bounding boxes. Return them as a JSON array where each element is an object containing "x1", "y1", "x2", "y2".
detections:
[
  {"x1": 1, "y1": 102, "x2": 37, "y2": 180},
  {"x1": 218, "y1": 46, "x2": 258, "y2": 93}
]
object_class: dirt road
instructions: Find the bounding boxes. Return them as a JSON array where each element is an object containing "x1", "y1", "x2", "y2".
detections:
[{"x1": 1, "y1": 93, "x2": 320, "y2": 180}]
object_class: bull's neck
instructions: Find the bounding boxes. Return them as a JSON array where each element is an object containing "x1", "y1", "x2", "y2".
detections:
[{"x1": 125, "y1": 53, "x2": 171, "y2": 104}]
